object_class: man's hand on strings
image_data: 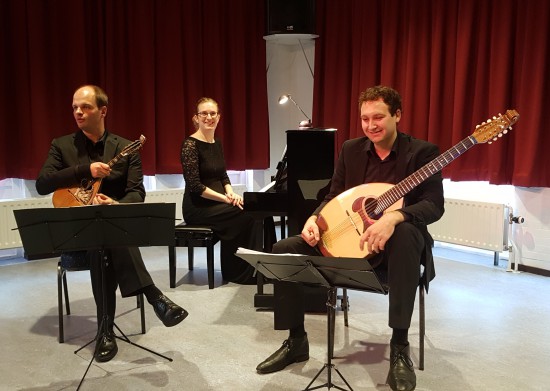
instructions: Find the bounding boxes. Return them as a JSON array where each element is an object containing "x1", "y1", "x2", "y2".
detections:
[
  {"x1": 301, "y1": 216, "x2": 320, "y2": 247},
  {"x1": 93, "y1": 193, "x2": 118, "y2": 205},
  {"x1": 359, "y1": 211, "x2": 404, "y2": 254}
]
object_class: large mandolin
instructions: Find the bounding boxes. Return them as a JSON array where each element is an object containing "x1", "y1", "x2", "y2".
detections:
[
  {"x1": 52, "y1": 135, "x2": 146, "y2": 207},
  {"x1": 316, "y1": 110, "x2": 519, "y2": 259}
]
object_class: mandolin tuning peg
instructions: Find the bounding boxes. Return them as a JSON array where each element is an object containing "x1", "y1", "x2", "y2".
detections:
[
  {"x1": 488, "y1": 141, "x2": 493, "y2": 144},
  {"x1": 487, "y1": 119, "x2": 492, "y2": 123},
  {"x1": 476, "y1": 124, "x2": 481, "y2": 128},
  {"x1": 503, "y1": 129, "x2": 508, "y2": 134},
  {"x1": 493, "y1": 137, "x2": 498, "y2": 141},
  {"x1": 493, "y1": 116, "x2": 498, "y2": 120},
  {"x1": 498, "y1": 133, "x2": 503, "y2": 137}
]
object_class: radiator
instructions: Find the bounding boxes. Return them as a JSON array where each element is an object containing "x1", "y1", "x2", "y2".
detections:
[
  {"x1": 1, "y1": 197, "x2": 53, "y2": 250},
  {"x1": 0, "y1": 189, "x2": 190, "y2": 251},
  {"x1": 428, "y1": 198, "x2": 509, "y2": 253},
  {"x1": 144, "y1": 188, "x2": 184, "y2": 224}
]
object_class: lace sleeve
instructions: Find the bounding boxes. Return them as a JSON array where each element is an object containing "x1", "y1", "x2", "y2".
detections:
[{"x1": 180, "y1": 138, "x2": 206, "y2": 194}]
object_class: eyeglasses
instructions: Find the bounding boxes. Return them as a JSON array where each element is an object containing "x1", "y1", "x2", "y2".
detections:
[{"x1": 197, "y1": 111, "x2": 219, "y2": 119}]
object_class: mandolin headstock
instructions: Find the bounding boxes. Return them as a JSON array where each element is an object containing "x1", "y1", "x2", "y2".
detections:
[{"x1": 471, "y1": 109, "x2": 519, "y2": 144}]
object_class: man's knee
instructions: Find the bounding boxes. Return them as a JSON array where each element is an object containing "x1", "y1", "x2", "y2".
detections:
[
  {"x1": 272, "y1": 236, "x2": 308, "y2": 254},
  {"x1": 392, "y1": 222, "x2": 424, "y2": 249},
  {"x1": 273, "y1": 238, "x2": 291, "y2": 254}
]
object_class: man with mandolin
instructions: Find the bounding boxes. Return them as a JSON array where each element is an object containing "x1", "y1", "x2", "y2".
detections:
[
  {"x1": 36, "y1": 85, "x2": 188, "y2": 363},
  {"x1": 256, "y1": 86, "x2": 445, "y2": 391}
]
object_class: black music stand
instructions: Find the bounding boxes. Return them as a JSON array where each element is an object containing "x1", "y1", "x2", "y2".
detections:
[
  {"x1": 236, "y1": 249, "x2": 387, "y2": 391},
  {"x1": 13, "y1": 203, "x2": 176, "y2": 390}
]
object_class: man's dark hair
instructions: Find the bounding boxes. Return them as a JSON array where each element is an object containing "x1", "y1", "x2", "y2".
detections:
[{"x1": 358, "y1": 85, "x2": 402, "y2": 116}]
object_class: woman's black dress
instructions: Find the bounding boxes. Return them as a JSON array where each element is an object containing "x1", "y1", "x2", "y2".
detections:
[{"x1": 181, "y1": 137, "x2": 261, "y2": 284}]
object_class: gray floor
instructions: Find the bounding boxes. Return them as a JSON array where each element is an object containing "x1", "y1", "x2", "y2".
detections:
[{"x1": 1, "y1": 244, "x2": 549, "y2": 391}]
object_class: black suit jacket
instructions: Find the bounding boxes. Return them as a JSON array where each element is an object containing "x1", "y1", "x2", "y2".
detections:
[
  {"x1": 35, "y1": 130, "x2": 150, "y2": 296},
  {"x1": 313, "y1": 132, "x2": 445, "y2": 289},
  {"x1": 36, "y1": 130, "x2": 145, "y2": 202}
]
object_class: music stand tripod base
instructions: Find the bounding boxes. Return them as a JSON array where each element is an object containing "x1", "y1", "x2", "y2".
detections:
[
  {"x1": 75, "y1": 249, "x2": 173, "y2": 391},
  {"x1": 236, "y1": 250, "x2": 386, "y2": 391},
  {"x1": 303, "y1": 287, "x2": 354, "y2": 391},
  {"x1": 13, "y1": 204, "x2": 177, "y2": 391}
]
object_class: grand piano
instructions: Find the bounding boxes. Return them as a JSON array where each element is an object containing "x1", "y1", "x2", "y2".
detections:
[{"x1": 244, "y1": 129, "x2": 336, "y2": 308}]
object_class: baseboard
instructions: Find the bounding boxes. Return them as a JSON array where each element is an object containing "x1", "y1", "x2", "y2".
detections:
[{"x1": 513, "y1": 264, "x2": 550, "y2": 278}]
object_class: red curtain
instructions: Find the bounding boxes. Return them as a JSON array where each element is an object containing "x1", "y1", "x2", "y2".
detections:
[
  {"x1": 0, "y1": 0, "x2": 269, "y2": 179},
  {"x1": 313, "y1": 0, "x2": 550, "y2": 187},
  {"x1": 3, "y1": 0, "x2": 549, "y2": 187}
]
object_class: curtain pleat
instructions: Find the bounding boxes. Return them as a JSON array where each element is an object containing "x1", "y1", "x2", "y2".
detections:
[
  {"x1": 2, "y1": 0, "x2": 549, "y2": 187},
  {"x1": 0, "y1": 0, "x2": 269, "y2": 179},
  {"x1": 313, "y1": 0, "x2": 550, "y2": 187}
]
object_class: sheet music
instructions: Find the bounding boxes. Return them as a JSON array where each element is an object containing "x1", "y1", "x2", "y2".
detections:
[{"x1": 236, "y1": 247, "x2": 304, "y2": 257}]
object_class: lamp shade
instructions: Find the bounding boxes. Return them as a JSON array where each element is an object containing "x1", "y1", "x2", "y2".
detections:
[
  {"x1": 278, "y1": 94, "x2": 290, "y2": 104},
  {"x1": 277, "y1": 93, "x2": 312, "y2": 128}
]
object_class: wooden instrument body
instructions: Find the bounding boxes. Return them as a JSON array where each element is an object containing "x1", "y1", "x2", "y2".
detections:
[
  {"x1": 52, "y1": 180, "x2": 102, "y2": 207},
  {"x1": 317, "y1": 183, "x2": 402, "y2": 258}
]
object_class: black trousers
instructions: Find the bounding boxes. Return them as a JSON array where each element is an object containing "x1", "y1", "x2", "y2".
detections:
[
  {"x1": 88, "y1": 247, "x2": 154, "y2": 327},
  {"x1": 183, "y1": 201, "x2": 263, "y2": 284},
  {"x1": 271, "y1": 222, "x2": 424, "y2": 331}
]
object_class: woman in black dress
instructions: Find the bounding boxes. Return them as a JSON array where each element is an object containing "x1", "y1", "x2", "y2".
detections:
[{"x1": 180, "y1": 97, "x2": 261, "y2": 284}]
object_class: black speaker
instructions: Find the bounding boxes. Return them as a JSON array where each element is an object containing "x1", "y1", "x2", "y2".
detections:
[{"x1": 265, "y1": 0, "x2": 316, "y2": 35}]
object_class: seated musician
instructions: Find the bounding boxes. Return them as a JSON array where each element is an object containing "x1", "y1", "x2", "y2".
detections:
[
  {"x1": 180, "y1": 97, "x2": 262, "y2": 284},
  {"x1": 255, "y1": 86, "x2": 445, "y2": 391},
  {"x1": 35, "y1": 85, "x2": 188, "y2": 362}
]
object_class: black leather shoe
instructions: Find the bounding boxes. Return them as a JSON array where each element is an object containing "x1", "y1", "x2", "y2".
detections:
[
  {"x1": 95, "y1": 333, "x2": 118, "y2": 363},
  {"x1": 151, "y1": 295, "x2": 188, "y2": 327},
  {"x1": 387, "y1": 342, "x2": 416, "y2": 391},
  {"x1": 256, "y1": 334, "x2": 309, "y2": 374}
]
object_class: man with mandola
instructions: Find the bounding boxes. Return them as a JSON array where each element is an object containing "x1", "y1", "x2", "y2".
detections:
[
  {"x1": 256, "y1": 85, "x2": 445, "y2": 391},
  {"x1": 36, "y1": 85, "x2": 188, "y2": 362}
]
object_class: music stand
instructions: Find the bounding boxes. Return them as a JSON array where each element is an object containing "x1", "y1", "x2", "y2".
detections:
[
  {"x1": 13, "y1": 203, "x2": 176, "y2": 390},
  {"x1": 236, "y1": 249, "x2": 387, "y2": 391}
]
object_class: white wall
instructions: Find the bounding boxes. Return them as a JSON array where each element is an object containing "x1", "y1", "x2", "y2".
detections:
[
  {"x1": 261, "y1": 34, "x2": 317, "y2": 189},
  {"x1": 508, "y1": 187, "x2": 550, "y2": 270}
]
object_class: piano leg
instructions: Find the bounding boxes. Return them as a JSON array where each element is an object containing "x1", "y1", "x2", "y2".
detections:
[
  {"x1": 262, "y1": 216, "x2": 277, "y2": 252},
  {"x1": 253, "y1": 215, "x2": 288, "y2": 308},
  {"x1": 254, "y1": 216, "x2": 278, "y2": 308},
  {"x1": 279, "y1": 216, "x2": 286, "y2": 240}
]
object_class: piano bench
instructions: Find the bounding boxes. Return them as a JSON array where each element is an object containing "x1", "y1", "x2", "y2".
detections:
[{"x1": 169, "y1": 223, "x2": 220, "y2": 289}]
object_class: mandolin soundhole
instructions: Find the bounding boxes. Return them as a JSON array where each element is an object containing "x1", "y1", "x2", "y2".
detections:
[{"x1": 364, "y1": 197, "x2": 383, "y2": 220}]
